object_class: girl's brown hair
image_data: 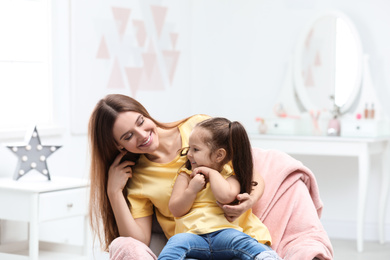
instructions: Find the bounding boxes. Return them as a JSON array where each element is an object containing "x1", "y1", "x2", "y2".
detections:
[
  {"x1": 196, "y1": 117, "x2": 255, "y2": 194},
  {"x1": 88, "y1": 94, "x2": 188, "y2": 251}
]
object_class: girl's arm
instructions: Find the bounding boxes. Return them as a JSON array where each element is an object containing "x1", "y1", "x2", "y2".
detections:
[
  {"x1": 220, "y1": 168, "x2": 265, "y2": 222},
  {"x1": 107, "y1": 153, "x2": 153, "y2": 245},
  {"x1": 169, "y1": 172, "x2": 205, "y2": 217},
  {"x1": 193, "y1": 166, "x2": 241, "y2": 205}
]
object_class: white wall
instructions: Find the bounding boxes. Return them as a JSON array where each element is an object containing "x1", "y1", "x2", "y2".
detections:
[{"x1": 1, "y1": 0, "x2": 389, "y2": 250}]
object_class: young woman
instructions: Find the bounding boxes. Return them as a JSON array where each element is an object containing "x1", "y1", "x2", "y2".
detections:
[
  {"x1": 88, "y1": 94, "x2": 264, "y2": 259},
  {"x1": 158, "y1": 117, "x2": 281, "y2": 260}
]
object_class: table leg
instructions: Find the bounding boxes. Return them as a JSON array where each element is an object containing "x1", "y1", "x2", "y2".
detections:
[
  {"x1": 357, "y1": 150, "x2": 370, "y2": 252},
  {"x1": 379, "y1": 141, "x2": 390, "y2": 244},
  {"x1": 83, "y1": 214, "x2": 89, "y2": 256},
  {"x1": 29, "y1": 194, "x2": 39, "y2": 260}
]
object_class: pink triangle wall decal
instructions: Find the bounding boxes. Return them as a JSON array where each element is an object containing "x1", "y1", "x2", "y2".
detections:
[
  {"x1": 170, "y1": 33, "x2": 179, "y2": 49},
  {"x1": 111, "y1": 7, "x2": 131, "y2": 40},
  {"x1": 150, "y1": 5, "x2": 167, "y2": 38},
  {"x1": 133, "y1": 20, "x2": 147, "y2": 47},
  {"x1": 107, "y1": 57, "x2": 126, "y2": 89},
  {"x1": 162, "y1": 50, "x2": 180, "y2": 84},
  {"x1": 96, "y1": 36, "x2": 110, "y2": 59},
  {"x1": 142, "y1": 53, "x2": 156, "y2": 79},
  {"x1": 124, "y1": 67, "x2": 143, "y2": 96}
]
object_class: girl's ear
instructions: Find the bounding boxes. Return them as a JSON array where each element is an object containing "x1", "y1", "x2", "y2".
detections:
[{"x1": 215, "y1": 148, "x2": 227, "y2": 163}]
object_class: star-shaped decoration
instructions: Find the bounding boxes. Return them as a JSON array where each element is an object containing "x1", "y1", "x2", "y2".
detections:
[{"x1": 7, "y1": 126, "x2": 62, "y2": 181}]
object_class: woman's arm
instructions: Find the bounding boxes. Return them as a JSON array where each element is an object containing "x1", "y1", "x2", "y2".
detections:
[
  {"x1": 220, "y1": 168, "x2": 265, "y2": 222},
  {"x1": 108, "y1": 191, "x2": 153, "y2": 244},
  {"x1": 169, "y1": 172, "x2": 205, "y2": 217},
  {"x1": 107, "y1": 153, "x2": 153, "y2": 245},
  {"x1": 193, "y1": 166, "x2": 241, "y2": 204}
]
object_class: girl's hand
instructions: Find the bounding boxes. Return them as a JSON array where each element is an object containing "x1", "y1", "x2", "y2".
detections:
[
  {"x1": 218, "y1": 193, "x2": 254, "y2": 222},
  {"x1": 107, "y1": 152, "x2": 135, "y2": 197},
  {"x1": 188, "y1": 173, "x2": 206, "y2": 194},
  {"x1": 191, "y1": 166, "x2": 215, "y2": 181}
]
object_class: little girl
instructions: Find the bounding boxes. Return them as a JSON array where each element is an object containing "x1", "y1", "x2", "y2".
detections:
[{"x1": 158, "y1": 117, "x2": 281, "y2": 260}]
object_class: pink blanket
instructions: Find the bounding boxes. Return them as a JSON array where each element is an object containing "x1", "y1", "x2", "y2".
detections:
[{"x1": 251, "y1": 148, "x2": 334, "y2": 260}]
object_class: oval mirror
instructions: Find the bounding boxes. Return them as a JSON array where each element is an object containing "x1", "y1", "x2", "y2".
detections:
[{"x1": 293, "y1": 10, "x2": 363, "y2": 114}]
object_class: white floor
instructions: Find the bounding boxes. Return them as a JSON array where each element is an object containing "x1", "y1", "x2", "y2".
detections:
[
  {"x1": 88, "y1": 239, "x2": 390, "y2": 260},
  {"x1": 331, "y1": 239, "x2": 390, "y2": 260}
]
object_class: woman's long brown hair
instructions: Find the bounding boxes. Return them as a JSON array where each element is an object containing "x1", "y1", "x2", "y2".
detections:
[{"x1": 88, "y1": 94, "x2": 189, "y2": 251}]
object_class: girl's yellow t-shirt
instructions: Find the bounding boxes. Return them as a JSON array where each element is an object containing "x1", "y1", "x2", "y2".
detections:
[{"x1": 174, "y1": 166, "x2": 271, "y2": 245}]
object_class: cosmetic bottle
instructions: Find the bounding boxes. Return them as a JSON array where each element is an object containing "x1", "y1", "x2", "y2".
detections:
[
  {"x1": 255, "y1": 117, "x2": 267, "y2": 134},
  {"x1": 327, "y1": 115, "x2": 340, "y2": 136},
  {"x1": 258, "y1": 119, "x2": 267, "y2": 134},
  {"x1": 364, "y1": 103, "x2": 369, "y2": 119},
  {"x1": 327, "y1": 102, "x2": 341, "y2": 136},
  {"x1": 370, "y1": 103, "x2": 375, "y2": 119}
]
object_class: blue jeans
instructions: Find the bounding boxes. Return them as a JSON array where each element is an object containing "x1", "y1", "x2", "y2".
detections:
[{"x1": 158, "y1": 229, "x2": 274, "y2": 260}]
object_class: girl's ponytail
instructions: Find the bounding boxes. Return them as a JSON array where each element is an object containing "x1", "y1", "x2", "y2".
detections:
[{"x1": 229, "y1": 121, "x2": 254, "y2": 194}]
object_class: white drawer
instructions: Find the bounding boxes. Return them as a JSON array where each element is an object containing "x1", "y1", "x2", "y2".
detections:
[
  {"x1": 264, "y1": 118, "x2": 313, "y2": 135},
  {"x1": 39, "y1": 187, "x2": 88, "y2": 222},
  {"x1": 341, "y1": 119, "x2": 390, "y2": 137}
]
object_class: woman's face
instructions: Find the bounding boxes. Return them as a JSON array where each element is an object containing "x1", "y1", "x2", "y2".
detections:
[{"x1": 113, "y1": 111, "x2": 159, "y2": 154}]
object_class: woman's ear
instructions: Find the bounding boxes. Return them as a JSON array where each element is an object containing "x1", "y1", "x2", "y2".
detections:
[
  {"x1": 116, "y1": 144, "x2": 125, "y2": 152},
  {"x1": 114, "y1": 140, "x2": 125, "y2": 151},
  {"x1": 215, "y1": 148, "x2": 227, "y2": 163}
]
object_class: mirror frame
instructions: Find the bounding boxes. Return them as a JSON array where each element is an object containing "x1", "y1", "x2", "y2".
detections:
[{"x1": 293, "y1": 10, "x2": 363, "y2": 114}]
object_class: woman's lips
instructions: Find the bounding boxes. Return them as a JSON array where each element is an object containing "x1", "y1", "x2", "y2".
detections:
[{"x1": 139, "y1": 132, "x2": 152, "y2": 147}]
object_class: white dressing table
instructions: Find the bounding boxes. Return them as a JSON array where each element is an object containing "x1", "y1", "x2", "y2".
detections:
[{"x1": 250, "y1": 134, "x2": 390, "y2": 252}]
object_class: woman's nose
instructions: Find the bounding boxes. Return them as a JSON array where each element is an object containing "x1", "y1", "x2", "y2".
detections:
[{"x1": 134, "y1": 128, "x2": 147, "y2": 138}]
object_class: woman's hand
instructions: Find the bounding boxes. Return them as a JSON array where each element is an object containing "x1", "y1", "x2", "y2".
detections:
[
  {"x1": 107, "y1": 152, "x2": 135, "y2": 197},
  {"x1": 218, "y1": 193, "x2": 254, "y2": 222},
  {"x1": 219, "y1": 168, "x2": 264, "y2": 222}
]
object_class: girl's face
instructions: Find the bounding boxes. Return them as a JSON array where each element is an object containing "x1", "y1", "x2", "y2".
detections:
[
  {"x1": 187, "y1": 127, "x2": 219, "y2": 170},
  {"x1": 113, "y1": 111, "x2": 159, "y2": 154}
]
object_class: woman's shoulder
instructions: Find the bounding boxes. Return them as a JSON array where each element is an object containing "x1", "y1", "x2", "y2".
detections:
[
  {"x1": 178, "y1": 114, "x2": 210, "y2": 141},
  {"x1": 184, "y1": 114, "x2": 210, "y2": 126},
  {"x1": 180, "y1": 114, "x2": 210, "y2": 130}
]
